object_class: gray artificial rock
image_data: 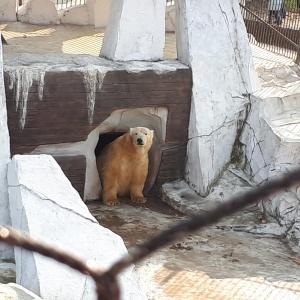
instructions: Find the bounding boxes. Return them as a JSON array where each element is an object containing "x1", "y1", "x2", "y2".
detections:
[
  {"x1": 100, "y1": 0, "x2": 165, "y2": 61},
  {"x1": 176, "y1": 0, "x2": 261, "y2": 196},
  {"x1": 8, "y1": 154, "x2": 146, "y2": 300}
]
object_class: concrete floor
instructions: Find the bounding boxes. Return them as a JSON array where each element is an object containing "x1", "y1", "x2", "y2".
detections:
[
  {"x1": 1, "y1": 22, "x2": 177, "y2": 59},
  {"x1": 88, "y1": 198, "x2": 300, "y2": 300},
  {"x1": 2, "y1": 21, "x2": 300, "y2": 300}
]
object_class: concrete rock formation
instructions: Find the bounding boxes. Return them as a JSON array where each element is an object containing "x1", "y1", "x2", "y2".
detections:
[
  {"x1": 7, "y1": 155, "x2": 146, "y2": 300},
  {"x1": 0, "y1": 0, "x2": 17, "y2": 22},
  {"x1": 0, "y1": 30, "x2": 13, "y2": 259},
  {"x1": 100, "y1": 0, "x2": 165, "y2": 61},
  {"x1": 17, "y1": 0, "x2": 60, "y2": 25},
  {"x1": 176, "y1": 0, "x2": 261, "y2": 196},
  {"x1": 239, "y1": 49, "x2": 300, "y2": 246}
]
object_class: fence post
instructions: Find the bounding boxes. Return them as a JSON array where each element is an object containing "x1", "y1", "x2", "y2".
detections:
[{"x1": 296, "y1": 39, "x2": 300, "y2": 64}]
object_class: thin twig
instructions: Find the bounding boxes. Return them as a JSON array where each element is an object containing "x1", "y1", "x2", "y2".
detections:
[
  {"x1": 1, "y1": 168, "x2": 300, "y2": 300},
  {"x1": 0, "y1": 226, "x2": 119, "y2": 299},
  {"x1": 0, "y1": 226, "x2": 103, "y2": 278}
]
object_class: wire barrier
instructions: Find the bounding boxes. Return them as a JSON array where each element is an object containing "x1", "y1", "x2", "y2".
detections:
[{"x1": 240, "y1": 1, "x2": 300, "y2": 62}]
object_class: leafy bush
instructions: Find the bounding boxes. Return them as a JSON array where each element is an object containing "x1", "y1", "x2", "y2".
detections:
[{"x1": 285, "y1": 0, "x2": 297, "y2": 10}]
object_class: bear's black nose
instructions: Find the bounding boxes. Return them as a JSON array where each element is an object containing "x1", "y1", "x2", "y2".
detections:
[{"x1": 137, "y1": 138, "x2": 144, "y2": 145}]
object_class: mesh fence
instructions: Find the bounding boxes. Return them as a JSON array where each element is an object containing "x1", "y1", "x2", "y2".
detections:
[
  {"x1": 240, "y1": 0, "x2": 300, "y2": 62},
  {"x1": 18, "y1": 0, "x2": 87, "y2": 10},
  {"x1": 52, "y1": 0, "x2": 87, "y2": 10},
  {"x1": 19, "y1": 0, "x2": 175, "y2": 9}
]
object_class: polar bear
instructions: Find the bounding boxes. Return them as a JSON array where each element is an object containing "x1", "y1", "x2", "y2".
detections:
[{"x1": 96, "y1": 127, "x2": 154, "y2": 206}]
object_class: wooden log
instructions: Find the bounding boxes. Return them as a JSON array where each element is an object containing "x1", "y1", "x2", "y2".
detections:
[{"x1": 53, "y1": 155, "x2": 86, "y2": 199}]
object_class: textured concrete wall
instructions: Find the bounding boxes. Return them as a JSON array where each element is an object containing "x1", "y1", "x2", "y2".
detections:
[
  {"x1": 8, "y1": 155, "x2": 147, "y2": 300},
  {"x1": 18, "y1": 0, "x2": 60, "y2": 24},
  {"x1": 239, "y1": 59, "x2": 300, "y2": 246},
  {"x1": 0, "y1": 30, "x2": 13, "y2": 259},
  {"x1": 100, "y1": 0, "x2": 165, "y2": 61},
  {"x1": 176, "y1": 0, "x2": 260, "y2": 195},
  {"x1": 0, "y1": 0, "x2": 17, "y2": 22}
]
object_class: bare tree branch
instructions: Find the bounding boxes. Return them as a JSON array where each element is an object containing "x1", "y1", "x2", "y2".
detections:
[
  {"x1": 106, "y1": 168, "x2": 300, "y2": 277},
  {"x1": 1, "y1": 167, "x2": 300, "y2": 299},
  {"x1": 0, "y1": 226, "x2": 104, "y2": 279}
]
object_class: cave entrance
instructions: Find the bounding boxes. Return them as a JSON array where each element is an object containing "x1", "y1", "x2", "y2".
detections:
[
  {"x1": 94, "y1": 132, "x2": 126, "y2": 157},
  {"x1": 94, "y1": 128, "x2": 161, "y2": 195},
  {"x1": 86, "y1": 107, "x2": 168, "y2": 200}
]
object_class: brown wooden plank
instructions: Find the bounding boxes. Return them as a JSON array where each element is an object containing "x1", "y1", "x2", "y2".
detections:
[
  {"x1": 103, "y1": 69, "x2": 192, "y2": 84},
  {"x1": 53, "y1": 155, "x2": 86, "y2": 198},
  {"x1": 16, "y1": 82, "x2": 192, "y2": 94},
  {"x1": 6, "y1": 65, "x2": 191, "y2": 194},
  {"x1": 100, "y1": 82, "x2": 192, "y2": 93},
  {"x1": 157, "y1": 146, "x2": 187, "y2": 180},
  {"x1": 9, "y1": 91, "x2": 190, "y2": 103},
  {"x1": 10, "y1": 145, "x2": 37, "y2": 155}
]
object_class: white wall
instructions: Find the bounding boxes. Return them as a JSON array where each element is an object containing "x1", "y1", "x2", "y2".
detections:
[
  {"x1": 0, "y1": 31, "x2": 13, "y2": 259},
  {"x1": 0, "y1": 0, "x2": 17, "y2": 22}
]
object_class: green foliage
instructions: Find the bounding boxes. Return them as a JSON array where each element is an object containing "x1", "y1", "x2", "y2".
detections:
[{"x1": 285, "y1": 0, "x2": 297, "y2": 10}]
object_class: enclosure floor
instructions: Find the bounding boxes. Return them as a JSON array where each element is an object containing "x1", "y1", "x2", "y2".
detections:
[
  {"x1": 88, "y1": 198, "x2": 300, "y2": 300},
  {"x1": 1, "y1": 22, "x2": 177, "y2": 59}
]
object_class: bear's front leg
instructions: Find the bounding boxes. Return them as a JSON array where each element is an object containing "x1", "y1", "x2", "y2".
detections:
[
  {"x1": 130, "y1": 183, "x2": 147, "y2": 203},
  {"x1": 102, "y1": 182, "x2": 120, "y2": 206},
  {"x1": 130, "y1": 163, "x2": 148, "y2": 203},
  {"x1": 130, "y1": 192, "x2": 147, "y2": 203},
  {"x1": 103, "y1": 195, "x2": 120, "y2": 206}
]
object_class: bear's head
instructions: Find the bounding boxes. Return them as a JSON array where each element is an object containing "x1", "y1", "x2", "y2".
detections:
[{"x1": 130, "y1": 127, "x2": 154, "y2": 150}]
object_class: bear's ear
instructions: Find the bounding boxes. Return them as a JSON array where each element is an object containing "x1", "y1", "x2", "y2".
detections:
[
  {"x1": 150, "y1": 130, "x2": 154, "y2": 137},
  {"x1": 129, "y1": 128, "x2": 134, "y2": 134}
]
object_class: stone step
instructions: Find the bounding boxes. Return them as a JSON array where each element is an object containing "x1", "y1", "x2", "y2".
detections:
[
  {"x1": 241, "y1": 109, "x2": 300, "y2": 184},
  {"x1": 268, "y1": 111, "x2": 300, "y2": 143},
  {"x1": 262, "y1": 93, "x2": 300, "y2": 117},
  {"x1": 263, "y1": 110, "x2": 300, "y2": 167},
  {"x1": 253, "y1": 50, "x2": 300, "y2": 116}
]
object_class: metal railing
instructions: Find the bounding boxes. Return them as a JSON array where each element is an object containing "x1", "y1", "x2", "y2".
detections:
[
  {"x1": 240, "y1": 1, "x2": 300, "y2": 62},
  {"x1": 18, "y1": 0, "x2": 87, "y2": 10},
  {"x1": 166, "y1": 0, "x2": 175, "y2": 6},
  {"x1": 53, "y1": 0, "x2": 87, "y2": 11},
  {"x1": 1, "y1": 167, "x2": 300, "y2": 299}
]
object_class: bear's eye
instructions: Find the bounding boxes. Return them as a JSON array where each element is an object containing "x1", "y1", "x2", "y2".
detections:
[
  {"x1": 135, "y1": 133, "x2": 138, "y2": 135},
  {"x1": 145, "y1": 133, "x2": 147, "y2": 135}
]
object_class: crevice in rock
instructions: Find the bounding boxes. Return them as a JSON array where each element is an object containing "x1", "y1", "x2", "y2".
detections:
[{"x1": 9, "y1": 183, "x2": 98, "y2": 224}]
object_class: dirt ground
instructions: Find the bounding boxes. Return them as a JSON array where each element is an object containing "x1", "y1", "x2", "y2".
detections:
[
  {"x1": 88, "y1": 197, "x2": 300, "y2": 300},
  {"x1": 2, "y1": 21, "x2": 300, "y2": 299}
]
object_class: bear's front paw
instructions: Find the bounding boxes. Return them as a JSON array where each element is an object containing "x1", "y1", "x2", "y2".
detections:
[
  {"x1": 131, "y1": 196, "x2": 147, "y2": 203},
  {"x1": 103, "y1": 199, "x2": 120, "y2": 206}
]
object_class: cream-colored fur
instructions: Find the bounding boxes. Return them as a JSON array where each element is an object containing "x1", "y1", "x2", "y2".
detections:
[{"x1": 96, "y1": 127, "x2": 154, "y2": 206}]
